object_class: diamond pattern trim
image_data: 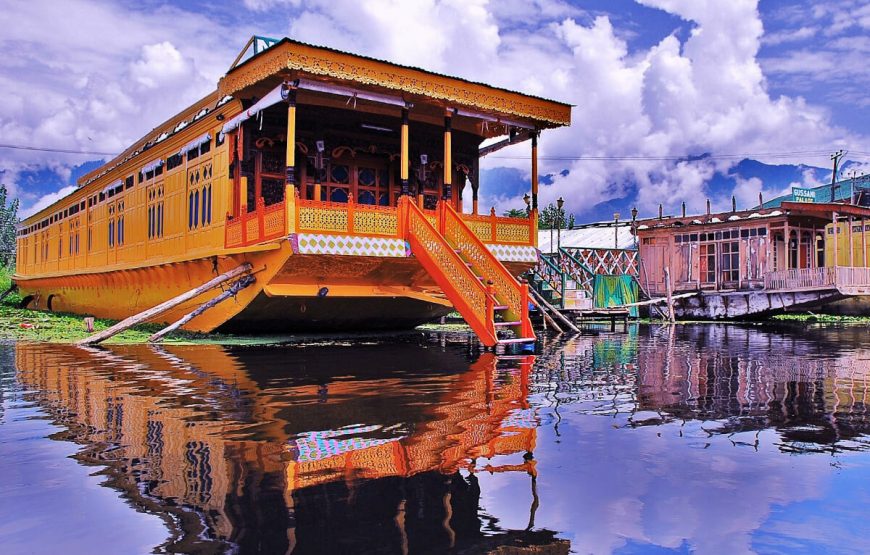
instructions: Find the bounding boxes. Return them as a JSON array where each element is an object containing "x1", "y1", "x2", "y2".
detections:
[{"x1": 293, "y1": 233, "x2": 409, "y2": 257}]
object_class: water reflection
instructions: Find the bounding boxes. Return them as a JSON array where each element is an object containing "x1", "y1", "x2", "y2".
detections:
[
  {"x1": 10, "y1": 342, "x2": 555, "y2": 554},
  {"x1": 3, "y1": 325, "x2": 870, "y2": 553}
]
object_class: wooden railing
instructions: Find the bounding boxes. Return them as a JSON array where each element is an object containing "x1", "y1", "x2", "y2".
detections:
[
  {"x1": 295, "y1": 194, "x2": 399, "y2": 237},
  {"x1": 763, "y1": 266, "x2": 870, "y2": 291},
  {"x1": 561, "y1": 247, "x2": 639, "y2": 277},
  {"x1": 441, "y1": 201, "x2": 532, "y2": 338},
  {"x1": 833, "y1": 267, "x2": 870, "y2": 289},
  {"x1": 224, "y1": 186, "x2": 535, "y2": 249},
  {"x1": 225, "y1": 198, "x2": 286, "y2": 249},
  {"x1": 461, "y1": 208, "x2": 535, "y2": 245},
  {"x1": 403, "y1": 197, "x2": 497, "y2": 345}
]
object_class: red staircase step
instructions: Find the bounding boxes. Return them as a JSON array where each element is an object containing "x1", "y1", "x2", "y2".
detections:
[{"x1": 494, "y1": 305, "x2": 509, "y2": 310}]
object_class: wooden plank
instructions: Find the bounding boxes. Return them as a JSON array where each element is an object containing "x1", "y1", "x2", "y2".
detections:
[
  {"x1": 528, "y1": 293, "x2": 563, "y2": 333},
  {"x1": 76, "y1": 263, "x2": 253, "y2": 345},
  {"x1": 148, "y1": 274, "x2": 256, "y2": 343},
  {"x1": 529, "y1": 287, "x2": 580, "y2": 333},
  {"x1": 613, "y1": 292, "x2": 697, "y2": 309}
]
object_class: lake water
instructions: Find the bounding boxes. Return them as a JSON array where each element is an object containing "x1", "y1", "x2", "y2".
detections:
[{"x1": 1, "y1": 325, "x2": 870, "y2": 554}]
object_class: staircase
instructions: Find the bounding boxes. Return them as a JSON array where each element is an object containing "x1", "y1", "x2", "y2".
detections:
[{"x1": 402, "y1": 197, "x2": 535, "y2": 347}]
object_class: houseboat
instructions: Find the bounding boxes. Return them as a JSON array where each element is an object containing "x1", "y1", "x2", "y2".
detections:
[
  {"x1": 14, "y1": 37, "x2": 571, "y2": 346},
  {"x1": 634, "y1": 199, "x2": 870, "y2": 318}
]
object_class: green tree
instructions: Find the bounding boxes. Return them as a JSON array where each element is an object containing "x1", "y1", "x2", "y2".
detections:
[
  {"x1": 538, "y1": 202, "x2": 573, "y2": 229},
  {"x1": 0, "y1": 185, "x2": 19, "y2": 268},
  {"x1": 502, "y1": 208, "x2": 528, "y2": 218}
]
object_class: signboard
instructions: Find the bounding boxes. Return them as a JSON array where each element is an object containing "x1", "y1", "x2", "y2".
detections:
[{"x1": 792, "y1": 187, "x2": 816, "y2": 203}]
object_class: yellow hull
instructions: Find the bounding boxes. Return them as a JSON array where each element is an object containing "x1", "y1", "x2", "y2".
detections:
[{"x1": 13, "y1": 238, "x2": 484, "y2": 333}]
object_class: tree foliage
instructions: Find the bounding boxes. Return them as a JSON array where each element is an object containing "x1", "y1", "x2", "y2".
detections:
[
  {"x1": 537, "y1": 202, "x2": 574, "y2": 230},
  {"x1": 0, "y1": 185, "x2": 19, "y2": 268},
  {"x1": 502, "y1": 208, "x2": 528, "y2": 218}
]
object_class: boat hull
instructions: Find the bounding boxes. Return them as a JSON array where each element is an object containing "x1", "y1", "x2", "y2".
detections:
[
  {"x1": 671, "y1": 290, "x2": 844, "y2": 319},
  {"x1": 13, "y1": 239, "x2": 469, "y2": 334}
]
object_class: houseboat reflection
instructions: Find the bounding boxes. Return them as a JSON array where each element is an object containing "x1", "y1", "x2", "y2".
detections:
[{"x1": 14, "y1": 342, "x2": 567, "y2": 554}]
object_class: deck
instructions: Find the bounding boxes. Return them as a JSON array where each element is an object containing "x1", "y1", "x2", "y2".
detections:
[{"x1": 764, "y1": 267, "x2": 870, "y2": 295}]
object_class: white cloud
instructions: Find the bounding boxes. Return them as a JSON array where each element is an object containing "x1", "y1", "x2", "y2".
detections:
[
  {"x1": 20, "y1": 185, "x2": 77, "y2": 219},
  {"x1": 2, "y1": 0, "x2": 868, "y2": 221}
]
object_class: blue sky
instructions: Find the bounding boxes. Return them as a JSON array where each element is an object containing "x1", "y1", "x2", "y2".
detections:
[{"x1": 0, "y1": 0, "x2": 867, "y2": 221}]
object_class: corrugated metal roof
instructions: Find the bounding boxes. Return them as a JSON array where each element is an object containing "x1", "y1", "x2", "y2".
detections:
[
  {"x1": 763, "y1": 178, "x2": 865, "y2": 208},
  {"x1": 538, "y1": 223, "x2": 635, "y2": 252}
]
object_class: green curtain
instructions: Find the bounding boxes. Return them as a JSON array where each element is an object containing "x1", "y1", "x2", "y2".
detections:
[{"x1": 593, "y1": 275, "x2": 639, "y2": 317}]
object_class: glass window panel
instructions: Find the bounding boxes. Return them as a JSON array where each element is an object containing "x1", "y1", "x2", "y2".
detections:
[
  {"x1": 358, "y1": 168, "x2": 376, "y2": 187},
  {"x1": 358, "y1": 190, "x2": 376, "y2": 205},
  {"x1": 330, "y1": 187, "x2": 348, "y2": 203},
  {"x1": 330, "y1": 164, "x2": 349, "y2": 184}
]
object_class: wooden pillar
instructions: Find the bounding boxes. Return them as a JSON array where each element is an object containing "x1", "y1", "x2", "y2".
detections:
[
  {"x1": 284, "y1": 85, "x2": 297, "y2": 187},
  {"x1": 531, "y1": 132, "x2": 539, "y2": 211},
  {"x1": 400, "y1": 107, "x2": 410, "y2": 195},
  {"x1": 783, "y1": 220, "x2": 790, "y2": 271},
  {"x1": 471, "y1": 157, "x2": 480, "y2": 215},
  {"x1": 442, "y1": 110, "x2": 453, "y2": 201},
  {"x1": 848, "y1": 216, "x2": 855, "y2": 267},
  {"x1": 832, "y1": 212, "x2": 838, "y2": 267},
  {"x1": 862, "y1": 218, "x2": 867, "y2": 267},
  {"x1": 284, "y1": 84, "x2": 297, "y2": 233}
]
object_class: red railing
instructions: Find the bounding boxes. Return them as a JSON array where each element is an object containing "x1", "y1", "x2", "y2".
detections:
[{"x1": 225, "y1": 198, "x2": 286, "y2": 249}]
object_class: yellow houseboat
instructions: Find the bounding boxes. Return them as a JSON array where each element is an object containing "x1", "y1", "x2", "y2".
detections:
[{"x1": 14, "y1": 37, "x2": 571, "y2": 346}]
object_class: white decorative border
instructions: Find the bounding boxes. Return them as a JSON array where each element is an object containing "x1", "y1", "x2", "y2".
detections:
[
  {"x1": 485, "y1": 244, "x2": 538, "y2": 263},
  {"x1": 292, "y1": 233, "x2": 409, "y2": 257}
]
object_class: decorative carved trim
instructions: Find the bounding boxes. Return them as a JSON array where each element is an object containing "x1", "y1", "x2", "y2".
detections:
[{"x1": 219, "y1": 42, "x2": 571, "y2": 126}]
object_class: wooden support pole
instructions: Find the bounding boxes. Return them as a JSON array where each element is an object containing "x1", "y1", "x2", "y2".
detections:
[
  {"x1": 849, "y1": 215, "x2": 854, "y2": 267},
  {"x1": 863, "y1": 218, "x2": 867, "y2": 267},
  {"x1": 285, "y1": 85, "x2": 297, "y2": 186},
  {"x1": 531, "y1": 133, "x2": 539, "y2": 211},
  {"x1": 77, "y1": 263, "x2": 253, "y2": 345},
  {"x1": 443, "y1": 110, "x2": 453, "y2": 201},
  {"x1": 148, "y1": 274, "x2": 256, "y2": 343},
  {"x1": 833, "y1": 211, "x2": 838, "y2": 267},
  {"x1": 528, "y1": 287, "x2": 580, "y2": 333},
  {"x1": 528, "y1": 293, "x2": 563, "y2": 333},
  {"x1": 664, "y1": 266, "x2": 676, "y2": 323},
  {"x1": 400, "y1": 108, "x2": 410, "y2": 195}
]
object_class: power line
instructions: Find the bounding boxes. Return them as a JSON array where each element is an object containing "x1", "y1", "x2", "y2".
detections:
[
  {"x1": 0, "y1": 143, "x2": 118, "y2": 156},
  {"x1": 491, "y1": 150, "x2": 869, "y2": 162}
]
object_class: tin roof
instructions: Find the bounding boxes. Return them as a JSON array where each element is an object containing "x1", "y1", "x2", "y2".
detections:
[{"x1": 538, "y1": 222, "x2": 635, "y2": 252}]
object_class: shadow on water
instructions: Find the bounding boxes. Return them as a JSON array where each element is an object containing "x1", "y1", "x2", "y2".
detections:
[{"x1": 2, "y1": 324, "x2": 870, "y2": 553}]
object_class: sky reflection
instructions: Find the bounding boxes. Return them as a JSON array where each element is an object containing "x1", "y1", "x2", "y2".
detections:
[{"x1": 1, "y1": 325, "x2": 869, "y2": 553}]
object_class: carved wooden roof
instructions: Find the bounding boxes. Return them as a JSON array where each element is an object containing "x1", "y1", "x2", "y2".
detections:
[{"x1": 218, "y1": 38, "x2": 572, "y2": 128}]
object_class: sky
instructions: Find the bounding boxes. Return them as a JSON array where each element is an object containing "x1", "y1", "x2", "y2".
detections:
[{"x1": 0, "y1": 0, "x2": 868, "y2": 221}]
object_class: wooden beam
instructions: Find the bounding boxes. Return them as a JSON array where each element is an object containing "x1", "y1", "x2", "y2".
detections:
[
  {"x1": 613, "y1": 291, "x2": 697, "y2": 309},
  {"x1": 528, "y1": 287, "x2": 580, "y2": 333},
  {"x1": 76, "y1": 263, "x2": 253, "y2": 345},
  {"x1": 148, "y1": 275, "x2": 256, "y2": 342},
  {"x1": 527, "y1": 293, "x2": 563, "y2": 333},
  {"x1": 477, "y1": 130, "x2": 532, "y2": 158}
]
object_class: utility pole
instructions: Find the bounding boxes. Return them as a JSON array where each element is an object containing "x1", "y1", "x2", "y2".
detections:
[{"x1": 830, "y1": 149, "x2": 845, "y2": 202}]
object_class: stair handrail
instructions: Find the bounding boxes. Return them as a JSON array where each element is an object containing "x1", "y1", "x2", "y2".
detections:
[
  {"x1": 402, "y1": 197, "x2": 497, "y2": 344},
  {"x1": 440, "y1": 201, "x2": 532, "y2": 338},
  {"x1": 558, "y1": 247, "x2": 595, "y2": 296},
  {"x1": 533, "y1": 252, "x2": 566, "y2": 300}
]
